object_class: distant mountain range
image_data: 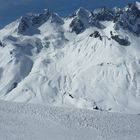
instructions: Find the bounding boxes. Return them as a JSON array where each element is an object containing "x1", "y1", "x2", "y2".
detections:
[{"x1": 0, "y1": 1, "x2": 140, "y2": 114}]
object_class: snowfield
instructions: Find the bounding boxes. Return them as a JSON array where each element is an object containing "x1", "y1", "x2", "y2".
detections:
[{"x1": 0, "y1": 100, "x2": 140, "y2": 140}]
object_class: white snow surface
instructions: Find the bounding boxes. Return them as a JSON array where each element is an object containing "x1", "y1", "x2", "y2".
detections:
[
  {"x1": 136, "y1": 1, "x2": 140, "y2": 10},
  {"x1": 0, "y1": 100, "x2": 140, "y2": 140},
  {"x1": 0, "y1": 6, "x2": 140, "y2": 114}
]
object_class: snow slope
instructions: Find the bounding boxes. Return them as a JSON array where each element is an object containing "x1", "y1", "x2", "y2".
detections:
[
  {"x1": 0, "y1": 100, "x2": 140, "y2": 140},
  {"x1": 0, "y1": 2, "x2": 140, "y2": 113}
]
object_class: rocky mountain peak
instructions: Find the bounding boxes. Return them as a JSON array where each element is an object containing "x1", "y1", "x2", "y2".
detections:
[
  {"x1": 76, "y1": 7, "x2": 91, "y2": 19},
  {"x1": 92, "y1": 7, "x2": 115, "y2": 21},
  {"x1": 115, "y1": 2, "x2": 140, "y2": 36},
  {"x1": 17, "y1": 9, "x2": 63, "y2": 34}
]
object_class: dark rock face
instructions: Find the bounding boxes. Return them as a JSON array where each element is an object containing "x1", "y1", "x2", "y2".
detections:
[
  {"x1": 49, "y1": 13, "x2": 64, "y2": 24},
  {"x1": 92, "y1": 7, "x2": 115, "y2": 21},
  {"x1": 32, "y1": 11, "x2": 63, "y2": 25},
  {"x1": 18, "y1": 17, "x2": 30, "y2": 33},
  {"x1": 70, "y1": 18, "x2": 85, "y2": 34},
  {"x1": 69, "y1": 8, "x2": 105, "y2": 34},
  {"x1": 0, "y1": 41, "x2": 5, "y2": 47},
  {"x1": 70, "y1": 2, "x2": 140, "y2": 36},
  {"x1": 32, "y1": 10, "x2": 50, "y2": 25},
  {"x1": 111, "y1": 35, "x2": 130, "y2": 46},
  {"x1": 93, "y1": 106, "x2": 100, "y2": 110},
  {"x1": 0, "y1": 41, "x2": 2, "y2": 46},
  {"x1": 113, "y1": 8, "x2": 123, "y2": 22},
  {"x1": 90, "y1": 31, "x2": 100, "y2": 38},
  {"x1": 18, "y1": 16, "x2": 40, "y2": 35},
  {"x1": 7, "y1": 82, "x2": 18, "y2": 94},
  {"x1": 115, "y1": 2, "x2": 140, "y2": 36},
  {"x1": 69, "y1": 8, "x2": 90, "y2": 34},
  {"x1": 90, "y1": 31, "x2": 102, "y2": 40},
  {"x1": 69, "y1": 16, "x2": 104, "y2": 34},
  {"x1": 89, "y1": 17, "x2": 105, "y2": 29},
  {"x1": 17, "y1": 9, "x2": 64, "y2": 34},
  {"x1": 17, "y1": 2, "x2": 140, "y2": 36}
]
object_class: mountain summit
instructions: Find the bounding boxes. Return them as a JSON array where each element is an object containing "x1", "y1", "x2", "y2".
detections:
[{"x1": 0, "y1": 2, "x2": 140, "y2": 114}]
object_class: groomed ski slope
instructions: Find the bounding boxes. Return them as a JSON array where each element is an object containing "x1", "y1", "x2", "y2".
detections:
[{"x1": 0, "y1": 100, "x2": 140, "y2": 140}]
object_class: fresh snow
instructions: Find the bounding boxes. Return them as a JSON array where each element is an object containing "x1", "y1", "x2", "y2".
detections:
[
  {"x1": 0, "y1": 100, "x2": 140, "y2": 140},
  {"x1": 136, "y1": 1, "x2": 140, "y2": 10}
]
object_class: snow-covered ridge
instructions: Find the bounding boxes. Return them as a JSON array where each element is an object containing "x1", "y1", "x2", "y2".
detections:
[
  {"x1": 0, "y1": 2, "x2": 140, "y2": 114},
  {"x1": 136, "y1": 1, "x2": 140, "y2": 10}
]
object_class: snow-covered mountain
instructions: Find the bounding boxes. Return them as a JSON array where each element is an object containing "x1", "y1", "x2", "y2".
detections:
[{"x1": 0, "y1": 1, "x2": 140, "y2": 114}]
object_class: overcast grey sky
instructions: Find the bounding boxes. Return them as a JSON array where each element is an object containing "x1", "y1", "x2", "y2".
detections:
[{"x1": 0, "y1": 0, "x2": 138, "y2": 28}]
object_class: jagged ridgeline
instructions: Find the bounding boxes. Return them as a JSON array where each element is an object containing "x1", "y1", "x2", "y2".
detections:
[{"x1": 0, "y1": 2, "x2": 140, "y2": 113}]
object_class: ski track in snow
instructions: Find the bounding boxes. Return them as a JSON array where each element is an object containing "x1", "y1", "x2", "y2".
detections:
[{"x1": 0, "y1": 100, "x2": 140, "y2": 140}]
